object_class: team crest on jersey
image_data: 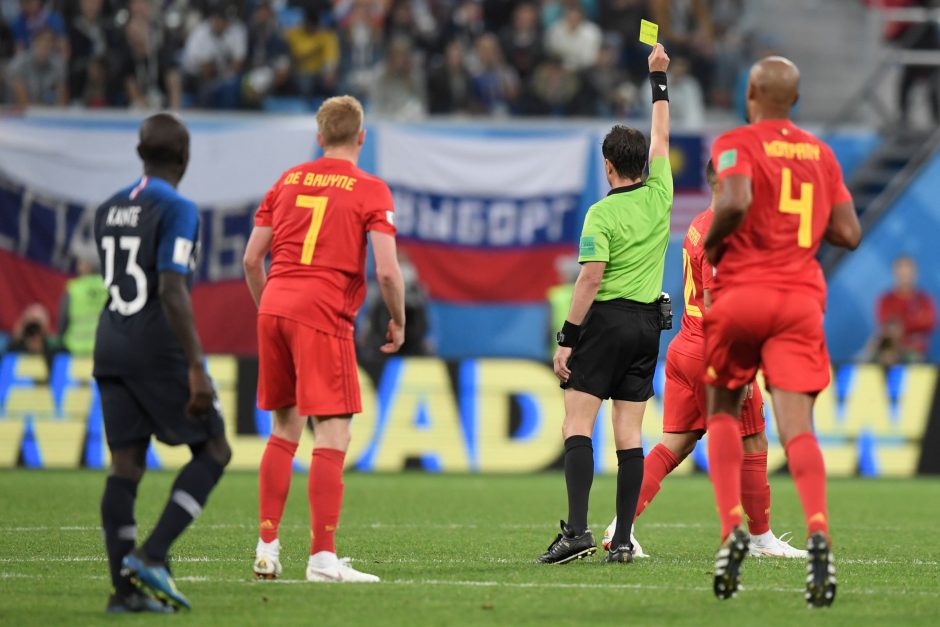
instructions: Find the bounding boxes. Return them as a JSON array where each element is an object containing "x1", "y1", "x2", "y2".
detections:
[{"x1": 717, "y1": 149, "x2": 737, "y2": 172}]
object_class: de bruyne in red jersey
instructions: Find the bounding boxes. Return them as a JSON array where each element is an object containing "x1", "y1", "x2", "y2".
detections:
[
  {"x1": 701, "y1": 57, "x2": 861, "y2": 606},
  {"x1": 243, "y1": 95, "x2": 406, "y2": 584},
  {"x1": 600, "y1": 160, "x2": 804, "y2": 560}
]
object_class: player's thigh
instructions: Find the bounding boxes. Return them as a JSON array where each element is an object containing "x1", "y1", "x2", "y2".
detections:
[
  {"x1": 662, "y1": 346, "x2": 706, "y2": 434},
  {"x1": 290, "y1": 323, "x2": 362, "y2": 417},
  {"x1": 739, "y1": 380, "x2": 766, "y2": 437},
  {"x1": 611, "y1": 309, "x2": 661, "y2": 403},
  {"x1": 703, "y1": 287, "x2": 771, "y2": 390},
  {"x1": 96, "y1": 376, "x2": 154, "y2": 452},
  {"x1": 761, "y1": 296, "x2": 831, "y2": 395},
  {"x1": 563, "y1": 307, "x2": 620, "y2": 401},
  {"x1": 124, "y1": 375, "x2": 225, "y2": 447},
  {"x1": 256, "y1": 314, "x2": 297, "y2": 411}
]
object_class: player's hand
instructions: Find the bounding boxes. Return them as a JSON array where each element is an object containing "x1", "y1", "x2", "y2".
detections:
[
  {"x1": 553, "y1": 346, "x2": 572, "y2": 383},
  {"x1": 187, "y1": 365, "x2": 215, "y2": 417},
  {"x1": 705, "y1": 242, "x2": 725, "y2": 266},
  {"x1": 380, "y1": 319, "x2": 405, "y2": 354},
  {"x1": 648, "y1": 43, "x2": 670, "y2": 73},
  {"x1": 744, "y1": 383, "x2": 753, "y2": 400}
]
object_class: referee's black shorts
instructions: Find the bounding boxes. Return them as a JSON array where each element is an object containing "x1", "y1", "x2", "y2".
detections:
[{"x1": 561, "y1": 299, "x2": 662, "y2": 402}]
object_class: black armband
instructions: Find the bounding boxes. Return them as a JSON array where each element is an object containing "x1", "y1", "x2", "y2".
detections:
[
  {"x1": 650, "y1": 71, "x2": 668, "y2": 103},
  {"x1": 556, "y1": 320, "x2": 581, "y2": 348}
]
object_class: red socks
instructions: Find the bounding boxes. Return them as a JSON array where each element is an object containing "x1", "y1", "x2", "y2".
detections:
[
  {"x1": 741, "y1": 451, "x2": 771, "y2": 536},
  {"x1": 258, "y1": 435, "x2": 298, "y2": 543},
  {"x1": 785, "y1": 432, "x2": 830, "y2": 538},
  {"x1": 707, "y1": 413, "x2": 745, "y2": 539},
  {"x1": 309, "y1": 448, "x2": 346, "y2": 555},
  {"x1": 635, "y1": 444, "x2": 681, "y2": 519}
]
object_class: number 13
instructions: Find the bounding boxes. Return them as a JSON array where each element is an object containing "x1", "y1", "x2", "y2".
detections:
[{"x1": 778, "y1": 167, "x2": 814, "y2": 248}]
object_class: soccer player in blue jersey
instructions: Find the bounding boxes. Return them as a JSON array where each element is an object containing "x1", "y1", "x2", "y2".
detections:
[{"x1": 93, "y1": 113, "x2": 231, "y2": 613}]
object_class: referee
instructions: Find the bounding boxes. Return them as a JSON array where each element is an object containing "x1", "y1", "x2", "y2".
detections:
[{"x1": 537, "y1": 43, "x2": 672, "y2": 565}]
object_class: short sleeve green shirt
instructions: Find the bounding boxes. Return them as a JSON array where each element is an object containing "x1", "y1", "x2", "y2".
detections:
[{"x1": 578, "y1": 155, "x2": 673, "y2": 303}]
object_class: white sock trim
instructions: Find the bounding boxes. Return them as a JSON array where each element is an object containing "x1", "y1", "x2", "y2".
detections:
[
  {"x1": 117, "y1": 525, "x2": 137, "y2": 541},
  {"x1": 171, "y1": 490, "x2": 203, "y2": 519}
]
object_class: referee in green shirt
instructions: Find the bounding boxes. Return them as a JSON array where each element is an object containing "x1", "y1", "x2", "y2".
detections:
[{"x1": 537, "y1": 44, "x2": 673, "y2": 565}]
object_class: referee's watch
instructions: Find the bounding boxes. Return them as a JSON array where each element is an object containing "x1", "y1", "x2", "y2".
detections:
[{"x1": 556, "y1": 321, "x2": 581, "y2": 347}]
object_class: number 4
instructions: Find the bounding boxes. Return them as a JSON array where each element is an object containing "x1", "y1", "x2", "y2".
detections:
[
  {"x1": 298, "y1": 194, "x2": 328, "y2": 265},
  {"x1": 778, "y1": 167, "x2": 814, "y2": 248}
]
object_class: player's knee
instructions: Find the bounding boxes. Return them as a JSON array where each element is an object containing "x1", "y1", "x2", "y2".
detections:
[
  {"x1": 109, "y1": 447, "x2": 147, "y2": 483},
  {"x1": 742, "y1": 430, "x2": 768, "y2": 454},
  {"x1": 208, "y1": 438, "x2": 233, "y2": 468}
]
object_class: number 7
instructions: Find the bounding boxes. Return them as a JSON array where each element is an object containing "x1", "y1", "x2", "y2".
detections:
[
  {"x1": 298, "y1": 194, "x2": 328, "y2": 265},
  {"x1": 778, "y1": 167, "x2": 814, "y2": 248}
]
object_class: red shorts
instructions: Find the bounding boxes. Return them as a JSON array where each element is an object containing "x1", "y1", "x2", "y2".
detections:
[
  {"x1": 704, "y1": 286, "x2": 831, "y2": 394},
  {"x1": 257, "y1": 314, "x2": 362, "y2": 416},
  {"x1": 663, "y1": 341, "x2": 765, "y2": 437}
]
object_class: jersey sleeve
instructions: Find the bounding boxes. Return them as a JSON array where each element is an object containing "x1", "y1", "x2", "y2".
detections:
[
  {"x1": 646, "y1": 155, "x2": 674, "y2": 210},
  {"x1": 157, "y1": 197, "x2": 199, "y2": 274},
  {"x1": 578, "y1": 206, "x2": 610, "y2": 263},
  {"x1": 254, "y1": 183, "x2": 278, "y2": 227},
  {"x1": 364, "y1": 180, "x2": 397, "y2": 235},
  {"x1": 700, "y1": 249, "x2": 715, "y2": 291},
  {"x1": 825, "y1": 145, "x2": 853, "y2": 205},
  {"x1": 711, "y1": 129, "x2": 753, "y2": 181}
]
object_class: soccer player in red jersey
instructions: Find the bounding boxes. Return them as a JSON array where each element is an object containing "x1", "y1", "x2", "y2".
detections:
[
  {"x1": 600, "y1": 160, "x2": 804, "y2": 559},
  {"x1": 702, "y1": 58, "x2": 861, "y2": 606},
  {"x1": 242, "y1": 96, "x2": 406, "y2": 583}
]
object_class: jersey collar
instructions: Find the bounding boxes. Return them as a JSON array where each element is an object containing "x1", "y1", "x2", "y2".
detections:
[{"x1": 607, "y1": 181, "x2": 644, "y2": 196}]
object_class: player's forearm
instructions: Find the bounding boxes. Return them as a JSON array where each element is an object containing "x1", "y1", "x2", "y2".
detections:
[
  {"x1": 159, "y1": 274, "x2": 206, "y2": 368},
  {"x1": 244, "y1": 262, "x2": 266, "y2": 308},
  {"x1": 378, "y1": 269, "x2": 406, "y2": 327},
  {"x1": 704, "y1": 208, "x2": 745, "y2": 252}
]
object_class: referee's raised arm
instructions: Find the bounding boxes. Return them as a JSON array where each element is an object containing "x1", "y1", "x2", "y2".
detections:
[{"x1": 648, "y1": 44, "x2": 671, "y2": 161}]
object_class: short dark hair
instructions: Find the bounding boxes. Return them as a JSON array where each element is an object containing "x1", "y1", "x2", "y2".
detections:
[
  {"x1": 705, "y1": 158, "x2": 717, "y2": 189},
  {"x1": 602, "y1": 125, "x2": 648, "y2": 180}
]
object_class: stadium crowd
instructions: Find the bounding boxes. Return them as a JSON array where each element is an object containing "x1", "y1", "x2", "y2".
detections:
[{"x1": 0, "y1": 0, "x2": 763, "y2": 121}]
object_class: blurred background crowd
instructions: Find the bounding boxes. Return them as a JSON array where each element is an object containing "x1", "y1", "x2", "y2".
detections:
[{"x1": 0, "y1": 0, "x2": 772, "y2": 122}]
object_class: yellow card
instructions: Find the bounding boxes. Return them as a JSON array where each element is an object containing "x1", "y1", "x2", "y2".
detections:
[{"x1": 639, "y1": 19, "x2": 659, "y2": 46}]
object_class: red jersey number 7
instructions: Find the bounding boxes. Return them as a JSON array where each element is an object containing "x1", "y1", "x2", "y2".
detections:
[{"x1": 298, "y1": 194, "x2": 328, "y2": 265}]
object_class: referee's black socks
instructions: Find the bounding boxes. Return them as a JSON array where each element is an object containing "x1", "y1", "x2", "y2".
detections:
[
  {"x1": 564, "y1": 435, "x2": 594, "y2": 535},
  {"x1": 101, "y1": 475, "x2": 139, "y2": 596},
  {"x1": 142, "y1": 455, "x2": 225, "y2": 563},
  {"x1": 612, "y1": 448, "x2": 645, "y2": 549}
]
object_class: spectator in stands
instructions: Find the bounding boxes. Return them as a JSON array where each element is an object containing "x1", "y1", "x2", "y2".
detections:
[
  {"x1": 57, "y1": 254, "x2": 108, "y2": 356},
  {"x1": 369, "y1": 36, "x2": 426, "y2": 118},
  {"x1": 545, "y1": 4, "x2": 601, "y2": 72},
  {"x1": 67, "y1": 0, "x2": 109, "y2": 104},
  {"x1": 10, "y1": 0, "x2": 66, "y2": 53},
  {"x1": 8, "y1": 303, "x2": 58, "y2": 370},
  {"x1": 385, "y1": 0, "x2": 441, "y2": 54},
  {"x1": 117, "y1": 15, "x2": 183, "y2": 109},
  {"x1": 0, "y1": 15, "x2": 15, "y2": 103},
  {"x1": 470, "y1": 32, "x2": 518, "y2": 115},
  {"x1": 181, "y1": 1, "x2": 247, "y2": 108},
  {"x1": 285, "y1": 4, "x2": 339, "y2": 100},
  {"x1": 650, "y1": 0, "x2": 715, "y2": 100},
  {"x1": 6, "y1": 26, "x2": 67, "y2": 107},
  {"x1": 338, "y1": 0, "x2": 384, "y2": 101},
  {"x1": 499, "y1": 2, "x2": 543, "y2": 84},
  {"x1": 577, "y1": 41, "x2": 635, "y2": 117},
  {"x1": 449, "y1": 0, "x2": 487, "y2": 49},
  {"x1": 878, "y1": 0, "x2": 940, "y2": 126},
  {"x1": 662, "y1": 56, "x2": 705, "y2": 127},
  {"x1": 874, "y1": 256, "x2": 937, "y2": 365},
  {"x1": 529, "y1": 53, "x2": 579, "y2": 116},
  {"x1": 427, "y1": 39, "x2": 473, "y2": 114},
  {"x1": 242, "y1": 1, "x2": 291, "y2": 108}
]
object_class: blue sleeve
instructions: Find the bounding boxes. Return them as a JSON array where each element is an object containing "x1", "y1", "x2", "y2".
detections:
[
  {"x1": 12, "y1": 19, "x2": 28, "y2": 46},
  {"x1": 49, "y1": 13, "x2": 66, "y2": 35},
  {"x1": 157, "y1": 196, "x2": 199, "y2": 274}
]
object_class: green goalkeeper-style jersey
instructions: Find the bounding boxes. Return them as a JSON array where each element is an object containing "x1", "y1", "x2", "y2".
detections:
[{"x1": 577, "y1": 155, "x2": 673, "y2": 303}]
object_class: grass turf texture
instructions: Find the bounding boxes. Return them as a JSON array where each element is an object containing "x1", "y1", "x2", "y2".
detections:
[{"x1": 0, "y1": 471, "x2": 938, "y2": 626}]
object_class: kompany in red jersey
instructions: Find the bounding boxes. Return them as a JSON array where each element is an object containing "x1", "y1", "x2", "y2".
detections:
[
  {"x1": 710, "y1": 119, "x2": 852, "y2": 306},
  {"x1": 671, "y1": 208, "x2": 714, "y2": 358},
  {"x1": 255, "y1": 157, "x2": 396, "y2": 337}
]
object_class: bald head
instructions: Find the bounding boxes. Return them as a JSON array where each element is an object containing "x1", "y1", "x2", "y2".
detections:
[
  {"x1": 746, "y1": 56, "x2": 800, "y2": 120},
  {"x1": 137, "y1": 113, "x2": 190, "y2": 183}
]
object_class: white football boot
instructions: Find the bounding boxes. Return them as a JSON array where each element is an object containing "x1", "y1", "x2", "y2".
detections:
[
  {"x1": 749, "y1": 531, "x2": 808, "y2": 558},
  {"x1": 601, "y1": 516, "x2": 648, "y2": 557},
  {"x1": 253, "y1": 538, "x2": 283, "y2": 580},
  {"x1": 306, "y1": 552, "x2": 380, "y2": 583}
]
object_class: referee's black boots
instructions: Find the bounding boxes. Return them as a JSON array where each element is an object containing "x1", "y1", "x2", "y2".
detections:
[{"x1": 535, "y1": 520, "x2": 597, "y2": 564}]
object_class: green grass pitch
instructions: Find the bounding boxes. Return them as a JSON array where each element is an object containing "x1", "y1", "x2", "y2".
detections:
[{"x1": 1, "y1": 470, "x2": 938, "y2": 626}]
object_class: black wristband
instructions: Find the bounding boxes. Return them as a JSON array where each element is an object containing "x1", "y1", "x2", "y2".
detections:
[
  {"x1": 556, "y1": 320, "x2": 581, "y2": 347},
  {"x1": 650, "y1": 71, "x2": 668, "y2": 103}
]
